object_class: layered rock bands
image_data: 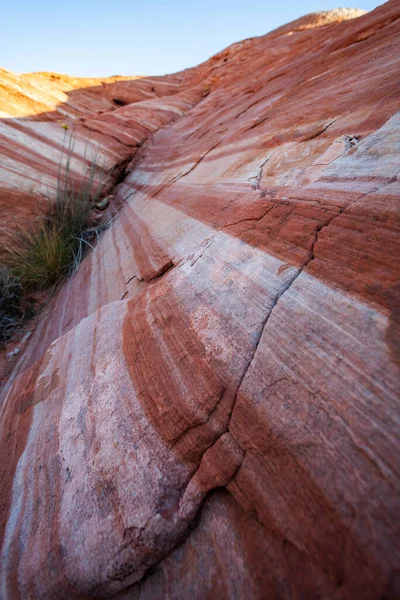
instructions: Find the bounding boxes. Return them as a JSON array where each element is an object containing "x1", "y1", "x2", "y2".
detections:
[{"x1": 0, "y1": 3, "x2": 400, "y2": 598}]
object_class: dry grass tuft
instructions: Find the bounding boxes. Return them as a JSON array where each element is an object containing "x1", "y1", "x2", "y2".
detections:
[
  {"x1": 1, "y1": 130, "x2": 110, "y2": 345},
  {"x1": 6, "y1": 131, "x2": 109, "y2": 289}
]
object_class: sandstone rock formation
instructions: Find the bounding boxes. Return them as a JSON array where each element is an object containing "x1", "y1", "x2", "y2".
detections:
[
  {"x1": 0, "y1": 67, "x2": 202, "y2": 246},
  {"x1": 1, "y1": 2, "x2": 400, "y2": 598}
]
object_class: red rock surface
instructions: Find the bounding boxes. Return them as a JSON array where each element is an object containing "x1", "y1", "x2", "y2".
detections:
[
  {"x1": 0, "y1": 67, "x2": 205, "y2": 246},
  {"x1": 1, "y1": 3, "x2": 400, "y2": 598}
]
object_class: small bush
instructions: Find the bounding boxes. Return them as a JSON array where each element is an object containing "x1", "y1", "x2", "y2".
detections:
[
  {"x1": 6, "y1": 130, "x2": 108, "y2": 289},
  {"x1": 0, "y1": 266, "x2": 24, "y2": 346}
]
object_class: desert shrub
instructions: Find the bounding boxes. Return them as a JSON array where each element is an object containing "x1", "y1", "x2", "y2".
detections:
[
  {"x1": 0, "y1": 266, "x2": 24, "y2": 346},
  {"x1": 6, "y1": 130, "x2": 108, "y2": 289}
]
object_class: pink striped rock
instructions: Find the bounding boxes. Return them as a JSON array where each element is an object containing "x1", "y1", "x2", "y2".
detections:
[{"x1": 1, "y1": 2, "x2": 400, "y2": 598}]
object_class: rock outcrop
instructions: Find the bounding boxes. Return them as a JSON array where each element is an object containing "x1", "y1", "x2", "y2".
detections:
[
  {"x1": 0, "y1": 67, "x2": 204, "y2": 246},
  {"x1": 1, "y1": 2, "x2": 400, "y2": 598}
]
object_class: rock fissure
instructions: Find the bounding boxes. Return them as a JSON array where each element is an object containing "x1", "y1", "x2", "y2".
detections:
[
  {"x1": 222, "y1": 203, "x2": 277, "y2": 229},
  {"x1": 168, "y1": 385, "x2": 228, "y2": 455},
  {"x1": 225, "y1": 268, "x2": 302, "y2": 435},
  {"x1": 223, "y1": 188, "x2": 379, "y2": 446},
  {"x1": 248, "y1": 155, "x2": 271, "y2": 192},
  {"x1": 144, "y1": 259, "x2": 175, "y2": 282},
  {"x1": 125, "y1": 275, "x2": 137, "y2": 285},
  {"x1": 187, "y1": 236, "x2": 216, "y2": 267},
  {"x1": 300, "y1": 118, "x2": 339, "y2": 143},
  {"x1": 168, "y1": 141, "x2": 223, "y2": 184}
]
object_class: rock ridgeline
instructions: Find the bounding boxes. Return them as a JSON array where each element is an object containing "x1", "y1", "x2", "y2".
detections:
[{"x1": 0, "y1": 3, "x2": 400, "y2": 598}]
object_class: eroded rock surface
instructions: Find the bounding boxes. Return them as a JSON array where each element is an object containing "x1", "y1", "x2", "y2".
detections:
[{"x1": 1, "y1": 3, "x2": 400, "y2": 598}]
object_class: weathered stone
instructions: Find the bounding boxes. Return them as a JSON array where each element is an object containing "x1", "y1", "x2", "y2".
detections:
[
  {"x1": 94, "y1": 196, "x2": 111, "y2": 211},
  {"x1": 0, "y1": 2, "x2": 400, "y2": 599}
]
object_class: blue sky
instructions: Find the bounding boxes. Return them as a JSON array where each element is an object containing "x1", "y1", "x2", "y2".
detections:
[{"x1": 2, "y1": 0, "x2": 383, "y2": 77}]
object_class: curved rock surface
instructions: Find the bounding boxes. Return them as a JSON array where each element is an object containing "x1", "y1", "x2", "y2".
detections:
[
  {"x1": 1, "y1": 3, "x2": 400, "y2": 598},
  {"x1": 0, "y1": 67, "x2": 205, "y2": 246}
]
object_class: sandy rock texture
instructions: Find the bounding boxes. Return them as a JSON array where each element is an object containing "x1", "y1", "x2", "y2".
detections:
[{"x1": 1, "y1": 2, "x2": 400, "y2": 598}]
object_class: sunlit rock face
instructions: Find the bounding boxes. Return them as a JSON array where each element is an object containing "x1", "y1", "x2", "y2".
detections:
[
  {"x1": 1, "y1": 3, "x2": 400, "y2": 598},
  {"x1": 0, "y1": 68, "x2": 205, "y2": 247}
]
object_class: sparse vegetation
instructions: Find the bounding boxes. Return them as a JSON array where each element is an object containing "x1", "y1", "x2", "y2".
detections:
[
  {"x1": 5, "y1": 129, "x2": 108, "y2": 289},
  {"x1": 1, "y1": 129, "x2": 109, "y2": 346},
  {"x1": 0, "y1": 267, "x2": 26, "y2": 347}
]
